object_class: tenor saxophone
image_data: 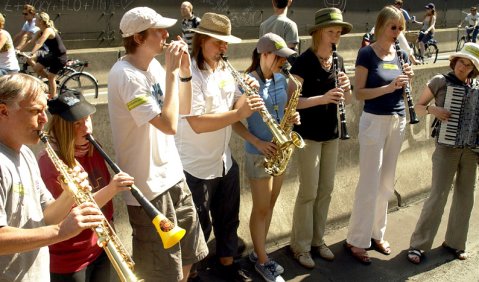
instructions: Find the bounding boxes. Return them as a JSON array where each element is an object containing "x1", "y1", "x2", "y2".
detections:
[
  {"x1": 263, "y1": 66, "x2": 305, "y2": 176},
  {"x1": 39, "y1": 132, "x2": 143, "y2": 282}
]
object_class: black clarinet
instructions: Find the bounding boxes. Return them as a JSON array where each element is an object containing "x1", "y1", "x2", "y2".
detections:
[
  {"x1": 332, "y1": 44, "x2": 350, "y2": 140},
  {"x1": 394, "y1": 39, "x2": 419, "y2": 124}
]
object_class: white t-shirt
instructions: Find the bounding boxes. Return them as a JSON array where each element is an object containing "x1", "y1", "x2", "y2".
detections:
[
  {"x1": 465, "y1": 13, "x2": 479, "y2": 26},
  {"x1": 21, "y1": 18, "x2": 40, "y2": 34},
  {"x1": 0, "y1": 143, "x2": 52, "y2": 282},
  {"x1": 108, "y1": 58, "x2": 184, "y2": 205},
  {"x1": 175, "y1": 60, "x2": 242, "y2": 179},
  {"x1": 0, "y1": 30, "x2": 20, "y2": 72}
]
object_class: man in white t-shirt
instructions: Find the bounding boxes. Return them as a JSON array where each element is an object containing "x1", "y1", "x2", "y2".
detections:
[
  {"x1": 107, "y1": 6, "x2": 208, "y2": 282},
  {"x1": 13, "y1": 4, "x2": 40, "y2": 51},
  {"x1": 460, "y1": 6, "x2": 479, "y2": 43}
]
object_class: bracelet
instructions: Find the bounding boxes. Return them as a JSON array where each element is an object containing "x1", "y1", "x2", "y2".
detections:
[
  {"x1": 425, "y1": 105, "x2": 430, "y2": 114},
  {"x1": 179, "y1": 76, "x2": 192, "y2": 82}
]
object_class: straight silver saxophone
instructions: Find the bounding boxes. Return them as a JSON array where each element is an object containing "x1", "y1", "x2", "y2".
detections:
[
  {"x1": 39, "y1": 132, "x2": 143, "y2": 282},
  {"x1": 221, "y1": 55, "x2": 302, "y2": 176},
  {"x1": 263, "y1": 66, "x2": 305, "y2": 176}
]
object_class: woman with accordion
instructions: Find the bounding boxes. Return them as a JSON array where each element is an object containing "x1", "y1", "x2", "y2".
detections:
[{"x1": 407, "y1": 43, "x2": 479, "y2": 264}]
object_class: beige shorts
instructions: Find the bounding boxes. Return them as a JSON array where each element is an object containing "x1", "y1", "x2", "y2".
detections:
[{"x1": 245, "y1": 152, "x2": 270, "y2": 179}]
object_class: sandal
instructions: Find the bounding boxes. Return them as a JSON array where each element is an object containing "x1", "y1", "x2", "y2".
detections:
[
  {"x1": 344, "y1": 242, "x2": 372, "y2": 265},
  {"x1": 407, "y1": 248, "x2": 424, "y2": 264},
  {"x1": 371, "y1": 239, "x2": 392, "y2": 255},
  {"x1": 442, "y1": 242, "x2": 468, "y2": 260}
]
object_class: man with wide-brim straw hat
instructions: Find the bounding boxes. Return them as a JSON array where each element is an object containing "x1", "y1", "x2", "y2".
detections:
[
  {"x1": 176, "y1": 11, "x2": 262, "y2": 282},
  {"x1": 288, "y1": 6, "x2": 353, "y2": 269},
  {"x1": 407, "y1": 41, "x2": 479, "y2": 265}
]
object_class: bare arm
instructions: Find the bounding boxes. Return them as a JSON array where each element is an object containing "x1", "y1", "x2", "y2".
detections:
[
  {"x1": 92, "y1": 172, "x2": 132, "y2": 208},
  {"x1": 0, "y1": 202, "x2": 103, "y2": 255},
  {"x1": 414, "y1": 85, "x2": 450, "y2": 121},
  {"x1": 0, "y1": 32, "x2": 7, "y2": 52}
]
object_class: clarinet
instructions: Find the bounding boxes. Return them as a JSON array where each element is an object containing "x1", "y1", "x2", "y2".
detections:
[
  {"x1": 394, "y1": 39, "x2": 419, "y2": 124},
  {"x1": 332, "y1": 44, "x2": 350, "y2": 140}
]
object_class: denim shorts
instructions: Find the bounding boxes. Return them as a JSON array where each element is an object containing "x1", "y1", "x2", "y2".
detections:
[{"x1": 245, "y1": 152, "x2": 270, "y2": 179}]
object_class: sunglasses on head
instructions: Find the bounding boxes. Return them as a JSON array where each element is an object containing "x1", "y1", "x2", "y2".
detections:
[{"x1": 391, "y1": 25, "x2": 404, "y2": 31}]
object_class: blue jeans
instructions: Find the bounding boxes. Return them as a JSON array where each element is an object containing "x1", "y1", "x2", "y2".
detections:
[{"x1": 466, "y1": 25, "x2": 479, "y2": 42}]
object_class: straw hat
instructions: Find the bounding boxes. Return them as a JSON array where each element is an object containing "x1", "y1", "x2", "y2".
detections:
[
  {"x1": 309, "y1": 8, "x2": 353, "y2": 35},
  {"x1": 449, "y1": 42, "x2": 479, "y2": 71},
  {"x1": 188, "y1": 12, "x2": 241, "y2": 43}
]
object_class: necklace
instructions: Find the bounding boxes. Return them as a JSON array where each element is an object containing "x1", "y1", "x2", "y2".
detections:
[
  {"x1": 318, "y1": 53, "x2": 332, "y2": 69},
  {"x1": 256, "y1": 66, "x2": 280, "y2": 123}
]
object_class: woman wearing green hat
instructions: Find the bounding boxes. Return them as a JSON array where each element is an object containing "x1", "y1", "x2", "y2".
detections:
[{"x1": 288, "y1": 7, "x2": 353, "y2": 269}]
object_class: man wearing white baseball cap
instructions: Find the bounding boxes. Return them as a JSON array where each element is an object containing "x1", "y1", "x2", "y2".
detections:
[{"x1": 108, "y1": 6, "x2": 208, "y2": 281}]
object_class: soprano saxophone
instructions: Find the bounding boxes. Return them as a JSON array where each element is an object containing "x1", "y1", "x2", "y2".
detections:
[
  {"x1": 263, "y1": 66, "x2": 305, "y2": 176},
  {"x1": 39, "y1": 132, "x2": 143, "y2": 282}
]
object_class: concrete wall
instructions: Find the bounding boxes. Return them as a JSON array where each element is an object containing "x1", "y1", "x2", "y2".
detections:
[{"x1": 30, "y1": 62, "x2": 452, "y2": 254}]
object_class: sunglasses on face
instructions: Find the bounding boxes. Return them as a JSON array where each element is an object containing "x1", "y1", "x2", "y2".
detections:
[{"x1": 391, "y1": 25, "x2": 404, "y2": 31}]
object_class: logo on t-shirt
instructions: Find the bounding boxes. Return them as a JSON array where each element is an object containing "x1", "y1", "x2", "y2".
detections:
[
  {"x1": 382, "y1": 63, "x2": 399, "y2": 70},
  {"x1": 152, "y1": 83, "x2": 164, "y2": 109}
]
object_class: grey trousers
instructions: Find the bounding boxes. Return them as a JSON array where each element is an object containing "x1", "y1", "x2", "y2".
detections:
[
  {"x1": 410, "y1": 145, "x2": 478, "y2": 251},
  {"x1": 290, "y1": 138, "x2": 339, "y2": 253}
]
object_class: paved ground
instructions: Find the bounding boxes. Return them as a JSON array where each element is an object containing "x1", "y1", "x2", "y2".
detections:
[{"x1": 196, "y1": 190, "x2": 479, "y2": 282}]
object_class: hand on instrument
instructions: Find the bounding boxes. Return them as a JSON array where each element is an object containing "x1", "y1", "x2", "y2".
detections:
[
  {"x1": 58, "y1": 202, "x2": 104, "y2": 241},
  {"x1": 338, "y1": 72, "x2": 351, "y2": 93},
  {"x1": 244, "y1": 75, "x2": 260, "y2": 91},
  {"x1": 322, "y1": 88, "x2": 344, "y2": 104},
  {"x1": 238, "y1": 94, "x2": 264, "y2": 118},
  {"x1": 254, "y1": 139, "x2": 278, "y2": 159},
  {"x1": 389, "y1": 74, "x2": 410, "y2": 91},
  {"x1": 107, "y1": 172, "x2": 134, "y2": 194},
  {"x1": 430, "y1": 106, "x2": 451, "y2": 121},
  {"x1": 60, "y1": 166, "x2": 92, "y2": 193},
  {"x1": 402, "y1": 62, "x2": 414, "y2": 79},
  {"x1": 287, "y1": 111, "x2": 301, "y2": 125},
  {"x1": 164, "y1": 37, "x2": 190, "y2": 75}
]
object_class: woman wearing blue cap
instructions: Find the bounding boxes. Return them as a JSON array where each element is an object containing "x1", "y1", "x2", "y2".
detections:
[{"x1": 413, "y1": 3, "x2": 436, "y2": 61}]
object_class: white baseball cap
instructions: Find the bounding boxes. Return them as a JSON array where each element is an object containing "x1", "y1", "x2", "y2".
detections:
[{"x1": 120, "y1": 7, "x2": 177, "y2": 38}]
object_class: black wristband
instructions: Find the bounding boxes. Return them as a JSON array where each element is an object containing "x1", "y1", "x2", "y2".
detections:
[{"x1": 179, "y1": 76, "x2": 192, "y2": 82}]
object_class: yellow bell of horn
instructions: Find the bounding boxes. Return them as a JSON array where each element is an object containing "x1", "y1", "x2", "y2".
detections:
[{"x1": 153, "y1": 213, "x2": 186, "y2": 249}]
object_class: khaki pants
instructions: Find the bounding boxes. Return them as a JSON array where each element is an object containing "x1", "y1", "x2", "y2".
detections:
[
  {"x1": 290, "y1": 138, "x2": 339, "y2": 253},
  {"x1": 410, "y1": 146, "x2": 478, "y2": 251}
]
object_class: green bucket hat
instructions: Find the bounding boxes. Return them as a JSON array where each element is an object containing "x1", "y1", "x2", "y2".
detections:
[{"x1": 309, "y1": 7, "x2": 353, "y2": 35}]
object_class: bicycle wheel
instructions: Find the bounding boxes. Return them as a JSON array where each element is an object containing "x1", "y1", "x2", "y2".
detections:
[
  {"x1": 456, "y1": 37, "x2": 466, "y2": 52},
  {"x1": 60, "y1": 72, "x2": 99, "y2": 99},
  {"x1": 423, "y1": 43, "x2": 438, "y2": 64}
]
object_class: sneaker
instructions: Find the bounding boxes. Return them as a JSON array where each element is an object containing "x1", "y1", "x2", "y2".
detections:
[
  {"x1": 293, "y1": 252, "x2": 315, "y2": 269},
  {"x1": 249, "y1": 251, "x2": 284, "y2": 275},
  {"x1": 255, "y1": 261, "x2": 285, "y2": 282},
  {"x1": 217, "y1": 262, "x2": 252, "y2": 282},
  {"x1": 316, "y1": 244, "x2": 335, "y2": 261}
]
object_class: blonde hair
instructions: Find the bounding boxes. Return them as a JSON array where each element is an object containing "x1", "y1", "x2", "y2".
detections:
[
  {"x1": 47, "y1": 115, "x2": 93, "y2": 168},
  {"x1": 37, "y1": 12, "x2": 58, "y2": 33},
  {"x1": 0, "y1": 73, "x2": 47, "y2": 109},
  {"x1": 0, "y1": 13, "x2": 5, "y2": 29},
  {"x1": 375, "y1": 5, "x2": 405, "y2": 39}
]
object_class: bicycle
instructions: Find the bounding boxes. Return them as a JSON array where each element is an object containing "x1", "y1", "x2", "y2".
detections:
[
  {"x1": 16, "y1": 52, "x2": 99, "y2": 99},
  {"x1": 456, "y1": 26, "x2": 476, "y2": 51},
  {"x1": 405, "y1": 31, "x2": 438, "y2": 64}
]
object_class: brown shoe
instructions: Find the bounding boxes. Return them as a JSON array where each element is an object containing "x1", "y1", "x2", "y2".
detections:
[
  {"x1": 344, "y1": 242, "x2": 371, "y2": 265},
  {"x1": 442, "y1": 242, "x2": 468, "y2": 260},
  {"x1": 371, "y1": 239, "x2": 392, "y2": 255}
]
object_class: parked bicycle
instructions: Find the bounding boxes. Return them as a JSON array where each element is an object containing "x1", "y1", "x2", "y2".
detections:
[
  {"x1": 405, "y1": 30, "x2": 438, "y2": 64},
  {"x1": 16, "y1": 52, "x2": 99, "y2": 99}
]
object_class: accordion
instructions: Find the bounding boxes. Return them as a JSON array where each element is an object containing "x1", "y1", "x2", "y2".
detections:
[{"x1": 436, "y1": 85, "x2": 479, "y2": 150}]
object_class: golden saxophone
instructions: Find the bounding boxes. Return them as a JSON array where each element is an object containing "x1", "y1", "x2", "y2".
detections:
[
  {"x1": 221, "y1": 55, "x2": 296, "y2": 176},
  {"x1": 39, "y1": 132, "x2": 143, "y2": 282},
  {"x1": 264, "y1": 66, "x2": 305, "y2": 176}
]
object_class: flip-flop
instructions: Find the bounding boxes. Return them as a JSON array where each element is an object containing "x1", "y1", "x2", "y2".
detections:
[
  {"x1": 371, "y1": 239, "x2": 392, "y2": 255},
  {"x1": 407, "y1": 248, "x2": 423, "y2": 264},
  {"x1": 344, "y1": 242, "x2": 372, "y2": 265},
  {"x1": 442, "y1": 242, "x2": 467, "y2": 260}
]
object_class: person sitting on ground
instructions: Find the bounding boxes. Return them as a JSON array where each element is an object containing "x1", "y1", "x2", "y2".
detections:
[
  {"x1": 0, "y1": 13, "x2": 20, "y2": 76},
  {"x1": 25, "y1": 11, "x2": 67, "y2": 99}
]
